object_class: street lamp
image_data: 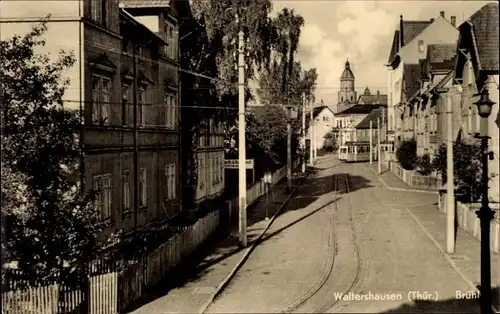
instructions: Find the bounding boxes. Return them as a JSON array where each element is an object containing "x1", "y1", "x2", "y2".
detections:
[{"x1": 473, "y1": 88, "x2": 496, "y2": 314}]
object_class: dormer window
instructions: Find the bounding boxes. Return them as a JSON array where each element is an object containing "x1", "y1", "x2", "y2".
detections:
[{"x1": 418, "y1": 40, "x2": 424, "y2": 53}]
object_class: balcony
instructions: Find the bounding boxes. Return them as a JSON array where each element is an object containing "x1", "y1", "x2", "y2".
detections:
[{"x1": 429, "y1": 135, "x2": 438, "y2": 144}]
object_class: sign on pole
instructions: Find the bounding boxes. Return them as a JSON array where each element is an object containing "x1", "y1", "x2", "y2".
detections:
[
  {"x1": 224, "y1": 159, "x2": 254, "y2": 169},
  {"x1": 225, "y1": 159, "x2": 255, "y2": 184}
]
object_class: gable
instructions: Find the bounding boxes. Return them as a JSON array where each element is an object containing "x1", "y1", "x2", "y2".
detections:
[{"x1": 400, "y1": 17, "x2": 458, "y2": 62}]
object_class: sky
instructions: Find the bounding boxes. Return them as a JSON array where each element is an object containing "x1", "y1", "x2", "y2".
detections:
[{"x1": 267, "y1": 0, "x2": 494, "y2": 107}]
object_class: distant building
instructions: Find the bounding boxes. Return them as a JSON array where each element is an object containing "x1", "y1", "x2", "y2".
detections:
[
  {"x1": 357, "y1": 87, "x2": 388, "y2": 106},
  {"x1": 302, "y1": 106, "x2": 335, "y2": 150},
  {"x1": 334, "y1": 104, "x2": 386, "y2": 146},
  {"x1": 336, "y1": 60, "x2": 358, "y2": 113}
]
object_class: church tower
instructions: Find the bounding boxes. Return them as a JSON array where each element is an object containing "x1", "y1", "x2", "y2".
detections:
[{"x1": 337, "y1": 60, "x2": 357, "y2": 112}]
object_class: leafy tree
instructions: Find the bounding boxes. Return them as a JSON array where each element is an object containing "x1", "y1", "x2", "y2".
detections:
[
  {"x1": 0, "y1": 22, "x2": 109, "y2": 280},
  {"x1": 432, "y1": 138, "x2": 483, "y2": 202},
  {"x1": 416, "y1": 154, "x2": 433, "y2": 176},
  {"x1": 245, "y1": 105, "x2": 300, "y2": 165},
  {"x1": 395, "y1": 138, "x2": 418, "y2": 170}
]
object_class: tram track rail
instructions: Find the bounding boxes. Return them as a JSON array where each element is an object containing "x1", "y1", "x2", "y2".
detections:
[{"x1": 275, "y1": 172, "x2": 364, "y2": 313}]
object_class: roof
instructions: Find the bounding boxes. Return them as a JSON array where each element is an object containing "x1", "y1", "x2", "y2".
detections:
[
  {"x1": 313, "y1": 106, "x2": 332, "y2": 118},
  {"x1": 120, "y1": 9, "x2": 167, "y2": 45},
  {"x1": 403, "y1": 64, "x2": 422, "y2": 101},
  {"x1": 341, "y1": 60, "x2": 355, "y2": 80},
  {"x1": 387, "y1": 19, "x2": 432, "y2": 64},
  {"x1": 344, "y1": 141, "x2": 371, "y2": 146},
  {"x1": 387, "y1": 30, "x2": 400, "y2": 64},
  {"x1": 468, "y1": 2, "x2": 499, "y2": 72},
  {"x1": 336, "y1": 104, "x2": 386, "y2": 116},
  {"x1": 402, "y1": 21, "x2": 432, "y2": 46},
  {"x1": 427, "y1": 43, "x2": 457, "y2": 64},
  {"x1": 355, "y1": 108, "x2": 388, "y2": 129},
  {"x1": 358, "y1": 94, "x2": 388, "y2": 105},
  {"x1": 120, "y1": 0, "x2": 170, "y2": 8}
]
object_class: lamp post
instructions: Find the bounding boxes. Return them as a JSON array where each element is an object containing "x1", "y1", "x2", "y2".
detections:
[{"x1": 474, "y1": 88, "x2": 496, "y2": 314}]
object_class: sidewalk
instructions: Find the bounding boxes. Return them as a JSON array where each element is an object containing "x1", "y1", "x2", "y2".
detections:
[
  {"x1": 367, "y1": 162, "x2": 500, "y2": 311},
  {"x1": 127, "y1": 166, "x2": 310, "y2": 314},
  {"x1": 368, "y1": 162, "x2": 438, "y2": 192}
]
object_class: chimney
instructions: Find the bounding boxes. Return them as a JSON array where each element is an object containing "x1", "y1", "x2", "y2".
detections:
[
  {"x1": 399, "y1": 15, "x2": 404, "y2": 47},
  {"x1": 440, "y1": 11, "x2": 445, "y2": 18},
  {"x1": 430, "y1": 18, "x2": 435, "y2": 22},
  {"x1": 450, "y1": 16, "x2": 456, "y2": 27}
]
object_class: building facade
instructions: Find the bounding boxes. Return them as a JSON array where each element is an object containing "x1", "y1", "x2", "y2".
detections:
[
  {"x1": 304, "y1": 106, "x2": 335, "y2": 150},
  {"x1": 453, "y1": 2, "x2": 499, "y2": 203},
  {"x1": 0, "y1": 0, "x2": 193, "y2": 237},
  {"x1": 386, "y1": 11, "x2": 459, "y2": 148},
  {"x1": 334, "y1": 104, "x2": 386, "y2": 146}
]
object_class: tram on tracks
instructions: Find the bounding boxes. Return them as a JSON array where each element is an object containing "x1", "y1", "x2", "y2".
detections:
[{"x1": 338, "y1": 141, "x2": 376, "y2": 162}]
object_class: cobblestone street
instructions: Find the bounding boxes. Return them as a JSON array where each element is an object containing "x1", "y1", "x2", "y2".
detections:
[{"x1": 204, "y1": 156, "x2": 500, "y2": 313}]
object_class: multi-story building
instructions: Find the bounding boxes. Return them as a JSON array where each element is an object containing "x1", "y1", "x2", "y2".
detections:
[
  {"x1": 0, "y1": 0, "x2": 193, "y2": 237},
  {"x1": 453, "y1": 2, "x2": 499, "y2": 203},
  {"x1": 386, "y1": 11, "x2": 459, "y2": 149},
  {"x1": 408, "y1": 43, "x2": 457, "y2": 159}
]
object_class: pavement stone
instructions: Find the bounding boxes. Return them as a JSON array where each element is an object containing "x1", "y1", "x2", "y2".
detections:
[{"x1": 127, "y1": 166, "x2": 309, "y2": 314}]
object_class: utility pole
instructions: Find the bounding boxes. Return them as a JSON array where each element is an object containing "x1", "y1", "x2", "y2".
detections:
[
  {"x1": 237, "y1": 19, "x2": 247, "y2": 248},
  {"x1": 369, "y1": 120, "x2": 373, "y2": 164},
  {"x1": 377, "y1": 118, "x2": 381, "y2": 174},
  {"x1": 309, "y1": 97, "x2": 314, "y2": 166},
  {"x1": 301, "y1": 93, "x2": 306, "y2": 173},
  {"x1": 446, "y1": 95, "x2": 455, "y2": 254},
  {"x1": 287, "y1": 106, "x2": 292, "y2": 192}
]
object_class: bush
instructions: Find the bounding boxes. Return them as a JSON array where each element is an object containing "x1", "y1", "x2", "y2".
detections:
[
  {"x1": 416, "y1": 154, "x2": 433, "y2": 176},
  {"x1": 432, "y1": 138, "x2": 483, "y2": 202},
  {"x1": 396, "y1": 139, "x2": 418, "y2": 170}
]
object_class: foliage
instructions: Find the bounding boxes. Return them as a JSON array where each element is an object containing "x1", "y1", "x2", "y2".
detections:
[
  {"x1": 432, "y1": 138, "x2": 483, "y2": 202},
  {"x1": 189, "y1": 0, "x2": 275, "y2": 102},
  {"x1": 0, "y1": 21, "x2": 112, "y2": 280},
  {"x1": 416, "y1": 154, "x2": 433, "y2": 176},
  {"x1": 395, "y1": 139, "x2": 418, "y2": 170},
  {"x1": 245, "y1": 105, "x2": 300, "y2": 165}
]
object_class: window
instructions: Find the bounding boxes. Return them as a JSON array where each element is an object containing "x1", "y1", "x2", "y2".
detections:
[
  {"x1": 92, "y1": 76, "x2": 111, "y2": 125},
  {"x1": 122, "y1": 170, "x2": 130, "y2": 212},
  {"x1": 164, "y1": 22, "x2": 177, "y2": 60},
  {"x1": 199, "y1": 157, "x2": 205, "y2": 189},
  {"x1": 138, "y1": 88, "x2": 145, "y2": 126},
  {"x1": 91, "y1": 0, "x2": 108, "y2": 27},
  {"x1": 164, "y1": 92, "x2": 176, "y2": 127},
  {"x1": 121, "y1": 85, "x2": 129, "y2": 125},
  {"x1": 93, "y1": 174, "x2": 112, "y2": 220},
  {"x1": 165, "y1": 164, "x2": 176, "y2": 199},
  {"x1": 213, "y1": 157, "x2": 217, "y2": 185},
  {"x1": 139, "y1": 168, "x2": 146, "y2": 208},
  {"x1": 418, "y1": 40, "x2": 424, "y2": 53}
]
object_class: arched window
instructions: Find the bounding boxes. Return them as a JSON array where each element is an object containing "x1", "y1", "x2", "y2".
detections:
[
  {"x1": 350, "y1": 96, "x2": 353, "y2": 101},
  {"x1": 341, "y1": 96, "x2": 344, "y2": 102}
]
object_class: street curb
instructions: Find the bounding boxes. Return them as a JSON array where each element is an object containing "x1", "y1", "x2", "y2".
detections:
[{"x1": 198, "y1": 166, "x2": 314, "y2": 314}]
